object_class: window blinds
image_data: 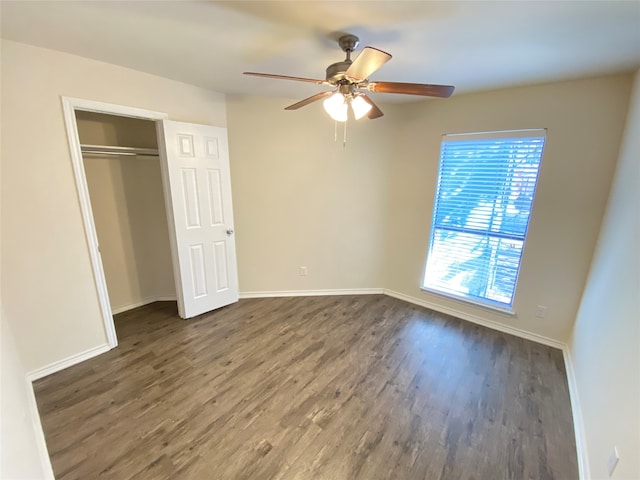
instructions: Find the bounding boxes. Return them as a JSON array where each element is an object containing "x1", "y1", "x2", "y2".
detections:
[{"x1": 423, "y1": 130, "x2": 546, "y2": 309}]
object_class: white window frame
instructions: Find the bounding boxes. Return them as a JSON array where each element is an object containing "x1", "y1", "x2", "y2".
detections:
[{"x1": 421, "y1": 129, "x2": 546, "y2": 313}]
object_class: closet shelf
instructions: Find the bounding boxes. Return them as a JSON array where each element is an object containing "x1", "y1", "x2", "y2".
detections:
[{"x1": 80, "y1": 144, "x2": 159, "y2": 157}]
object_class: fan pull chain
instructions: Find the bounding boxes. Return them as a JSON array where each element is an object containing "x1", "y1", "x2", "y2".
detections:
[
  {"x1": 332, "y1": 120, "x2": 348, "y2": 147},
  {"x1": 343, "y1": 119, "x2": 347, "y2": 148}
]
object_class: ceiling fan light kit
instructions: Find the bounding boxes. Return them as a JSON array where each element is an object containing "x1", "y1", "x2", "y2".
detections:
[
  {"x1": 323, "y1": 91, "x2": 372, "y2": 122},
  {"x1": 323, "y1": 92, "x2": 348, "y2": 122},
  {"x1": 244, "y1": 33, "x2": 455, "y2": 139},
  {"x1": 351, "y1": 95, "x2": 373, "y2": 120}
]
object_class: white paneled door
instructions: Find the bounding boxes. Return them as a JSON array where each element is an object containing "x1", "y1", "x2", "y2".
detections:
[{"x1": 158, "y1": 120, "x2": 238, "y2": 318}]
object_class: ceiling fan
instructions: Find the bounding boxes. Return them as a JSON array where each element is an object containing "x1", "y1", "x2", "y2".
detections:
[{"x1": 244, "y1": 34, "x2": 455, "y2": 121}]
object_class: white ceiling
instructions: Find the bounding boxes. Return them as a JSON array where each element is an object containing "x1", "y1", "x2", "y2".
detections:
[{"x1": 1, "y1": 1, "x2": 639, "y2": 103}]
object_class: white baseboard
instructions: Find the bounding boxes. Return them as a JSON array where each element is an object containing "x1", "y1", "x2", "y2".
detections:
[
  {"x1": 27, "y1": 343, "x2": 111, "y2": 381},
  {"x1": 239, "y1": 288, "x2": 384, "y2": 299},
  {"x1": 111, "y1": 295, "x2": 177, "y2": 314},
  {"x1": 25, "y1": 377, "x2": 55, "y2": 479},
  {"x1": 156, "y1": 295, "x2": 178, "y2": 302},
  {"x1": 563, "y1": 348, "x2": 590, "y2": 480},
  {"x1": 383, "y1": 289, "x2": 566, "y2": 350}
]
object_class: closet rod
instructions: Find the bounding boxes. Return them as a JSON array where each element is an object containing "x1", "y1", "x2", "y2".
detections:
[{"x1": 80, "y1": 144, "x2": 159, "y2": 157}]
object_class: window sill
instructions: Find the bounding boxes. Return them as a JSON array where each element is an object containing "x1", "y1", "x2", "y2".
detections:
[{"x1": 420, "y1": 287, "x2": 516, "y2": 317}]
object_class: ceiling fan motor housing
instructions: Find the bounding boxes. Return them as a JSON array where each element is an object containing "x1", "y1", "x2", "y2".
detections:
[{"x1": 326, "y1": 61, "x2": 353, "y2": 83}]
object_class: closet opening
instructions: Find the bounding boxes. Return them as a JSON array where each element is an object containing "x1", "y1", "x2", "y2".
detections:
[{"x1": 70, "y1": 106, "x2": 176, "y2": 346}]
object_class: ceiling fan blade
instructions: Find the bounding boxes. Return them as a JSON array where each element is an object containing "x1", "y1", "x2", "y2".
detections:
[
  {"x1": 345, "y1": 47, "x2": 392, "y2": 81},
  {"x1": 244, "y1": 72, "x2": 329, "y2": 85},
  {"x1": 360, "y1": 94, "x2": 384, "y2": 119},
  {"x1": 367, "y1": 81, "x2": 455, "y2": 98},
  {"x1": 284, "y1": 91, "x2": 334, "y2": 110}
]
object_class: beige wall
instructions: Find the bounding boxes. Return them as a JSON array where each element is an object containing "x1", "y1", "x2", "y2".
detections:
[
  {"x1": 382, "y1": 75, "x2": 632, "y2": 342},
  {"x1": 77, "y1": 113, "x2": 175, "y2": 311},
  {"x1": 227, "y1": 95, "x2": 392, "y2": 293},
  {"x1": 1, "y1": 310, "x2": 54, "y2": 479},
  {"x1": 0, "y1": 39, "x2": 226, "y2": 372},
  {"x1": 568, "y1": 72, "x2": 640, "y2": 479}
]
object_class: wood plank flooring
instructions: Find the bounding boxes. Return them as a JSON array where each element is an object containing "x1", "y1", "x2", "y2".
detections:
[{"x1": 34, "y1": 295, "x2": 578, "y2": 479}]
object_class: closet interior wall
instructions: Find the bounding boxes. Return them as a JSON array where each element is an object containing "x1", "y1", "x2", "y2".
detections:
[{"x1": 76, "y1": 112, "x2": 175, "y2": 313}]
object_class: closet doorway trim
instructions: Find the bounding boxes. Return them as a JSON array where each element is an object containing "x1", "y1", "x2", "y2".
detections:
[{"x1": 61, "y1": 97, "x2": 168, "y2": 349}]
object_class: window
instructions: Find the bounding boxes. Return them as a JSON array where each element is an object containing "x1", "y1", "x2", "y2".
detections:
[{"x1": 422, "y1": 130, "x2": 546, "y2": 310}]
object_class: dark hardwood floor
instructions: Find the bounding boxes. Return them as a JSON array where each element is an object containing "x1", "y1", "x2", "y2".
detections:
[{"x1": 34, "y1": 295, "x2": 578, "y2": 479}]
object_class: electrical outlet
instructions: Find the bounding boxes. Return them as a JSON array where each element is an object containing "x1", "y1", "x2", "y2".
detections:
[
  {"x1": 536, "y1": 305, "x2": 547, "y2": 318},
  {"x1": 299, "y1": 266, "x2": 308, "y2": 276},
  {"x1": 607, "y1": 446, "x2": 619, "y2": 477}
]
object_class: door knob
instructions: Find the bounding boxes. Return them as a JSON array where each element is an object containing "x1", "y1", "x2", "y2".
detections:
[{"x1": 226, "y1": 229, "x2": 234, "y2": 236}]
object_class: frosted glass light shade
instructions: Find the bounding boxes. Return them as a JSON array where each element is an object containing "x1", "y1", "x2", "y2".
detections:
[
  {"x1": 323, "y1": 92, "x2": 348, "y2": 122},
  {"x1": 351, "y1": 95, "x2": 372, "y2": 120}
]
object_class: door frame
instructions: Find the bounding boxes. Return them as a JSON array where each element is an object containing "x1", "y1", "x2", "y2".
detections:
[{"x1": 61, "y1": 97, "x2": 168, "y2": 348}]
